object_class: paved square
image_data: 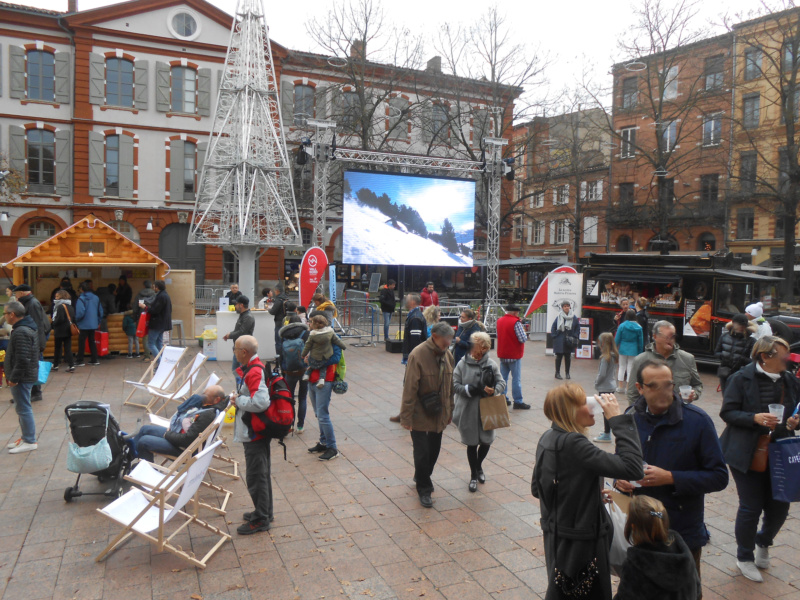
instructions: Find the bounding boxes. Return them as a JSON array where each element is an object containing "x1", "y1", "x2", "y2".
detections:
[{"x1": 0, "y1": 339, "x2": 798, "y2": 599}]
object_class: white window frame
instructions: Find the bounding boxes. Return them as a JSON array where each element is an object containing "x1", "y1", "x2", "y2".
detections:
[
  {"x1": 621, "y1": 127, "x2": 636, "y2": 158},
  {"x1": 664, "y1": 65, "x2": 679, "y2": 100},
  {"x1": 661, "y1": 120, "x2": 677, "y2": 151},
  {"x1": 553, "y1": 184, "x2": 569, "y2": 205},
  {"x1": 583, "y1": 216, "x2": 598, "y2": 243},
  {"x1": 530, "y1": 191, "x2": 544, "y2": 209},
  {"x1": 582, "y1": 180, "x2": 603, "y2": 202},
  {"x1": 532, "y1": 220, "x2": 544, "y2": 245},
  {"x1": 513, "y1": 215, "x2": 523, "y2": 241},
  {"x1": 555, "y1": 219, "x2": 570, "y2": 244},
  {"x1": 703, "y1": 113, "x2": 722, "y2": 147}
]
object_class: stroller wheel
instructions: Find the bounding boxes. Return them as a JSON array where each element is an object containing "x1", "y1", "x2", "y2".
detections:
[{"x1": 64, "y1": 487, "x2": 74, "y2": 503}]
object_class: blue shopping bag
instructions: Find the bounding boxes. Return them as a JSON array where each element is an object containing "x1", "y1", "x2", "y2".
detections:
[
  {"x1": 769, "y1": 437, "x2": 800, "y2": 502},
  {"x1": 36, "y1": 360, "x2": 52, "y2": 386}
]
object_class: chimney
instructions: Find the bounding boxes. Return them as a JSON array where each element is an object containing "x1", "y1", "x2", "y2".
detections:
[
  {"x1": 68, "y1": 0, "x2": 78, "y2": 12},
  {"x1": 349, "y1": 40, "x2": 366, "y2": 61},
  {"x1": 426, "y1": 56, "x2": 442, "y2": 74}
]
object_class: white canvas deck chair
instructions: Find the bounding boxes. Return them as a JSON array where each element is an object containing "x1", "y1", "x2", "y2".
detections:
[
  {"x1": 147, "y1": 352, "x2": 208, "y2": 415},
  {"x1": 130, "y1": 410, "x2": 231, "y2": 516},
  {"x1": 147, "y1": 373, "x2": 221, "y2": 426},
  {"x1": 122, "y1": 346, "x2": 187, "y2": 410},
  {"x1": 96, "y1": 439, "x2": 229, "y2": 569}
]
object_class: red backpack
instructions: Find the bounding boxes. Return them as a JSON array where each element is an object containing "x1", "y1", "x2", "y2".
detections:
[{"x1": 240, "y1": 362, "x2": 296, "y2": 459}]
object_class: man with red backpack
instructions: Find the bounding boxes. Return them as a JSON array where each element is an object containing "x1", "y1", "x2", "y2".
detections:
[{"x1": 231, "y1": 335, "x2": 272, "y2": 535}]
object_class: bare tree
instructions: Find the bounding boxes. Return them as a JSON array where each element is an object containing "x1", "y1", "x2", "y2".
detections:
[{"x1": 0, "y1": 153, "x2": 24, "y2": 202}]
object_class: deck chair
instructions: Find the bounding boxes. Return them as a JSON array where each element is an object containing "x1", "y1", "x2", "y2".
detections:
[
  {"x1": 96, "y1": 439, "x2": 230, "y2": 569},
  {"x1": 147, "y1": 373, "x2": 221, "y2": 428},
  {"x1": 122, "y1": 346, "x2": 187, "y2": 409},
  {"x1": 128, "y1": 411, "x2": 231, "y2": 516},
  {"x1": 147, "y1": 352, "x2": 208, "y2": 415}
]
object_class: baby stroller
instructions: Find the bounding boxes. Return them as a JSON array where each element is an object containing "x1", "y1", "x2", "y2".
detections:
[{"x1": 63, "y1": 401, "x2": 132, "y2": 502}]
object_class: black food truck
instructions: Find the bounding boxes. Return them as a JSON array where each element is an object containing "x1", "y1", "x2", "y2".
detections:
[{"x1": 581, "y1": 253, "x2": 785, "y2": 364}]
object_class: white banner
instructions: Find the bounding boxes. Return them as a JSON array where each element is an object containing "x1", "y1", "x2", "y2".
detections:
[{"x1": 546, "y1": 272, "x2": 584, "y2": 355}]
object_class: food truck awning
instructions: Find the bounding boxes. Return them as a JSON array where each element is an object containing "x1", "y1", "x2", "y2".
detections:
[{"x1": 596, "y1": 272, "x2": 682, "y2": 285}]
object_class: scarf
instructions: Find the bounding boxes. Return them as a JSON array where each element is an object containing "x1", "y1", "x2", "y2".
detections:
[
  {"x1": 557, "y1": 309, "x2": 575, "y2": 332},
  {"x1": 459, "y1": 319, "x2": 486, "y2": 333},
  {"x1": 756, "y1": 362, "x2": 782, "y2": 382},
  {"x1": 53, "y1": 298, "x2": 71, "y2": 317}
]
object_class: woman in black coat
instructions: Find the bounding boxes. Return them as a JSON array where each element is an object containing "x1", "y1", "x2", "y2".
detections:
[
  {"x1": 452, "y1": 308, "x2": 486, "y2": 366},
  {"x1": 51, "y1": 289, "x2": 76, "y2": 372},
  {"x1": 550, "y1": 300, "x2": 580, "y2": 379},
  {"x1": 719, "y1": 335, "x2": 800, "y2": 583},
  {"x1": 532, "y1": 384, "x2": 643, "y2": 600}
]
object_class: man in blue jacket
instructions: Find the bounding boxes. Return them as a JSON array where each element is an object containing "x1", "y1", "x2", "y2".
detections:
[
  {"x1": 615, "y1": 358, "x2": 728, "y2": 590},
  {"x1": 75, "y1": 281, "x2": 104, "y2": 366}
]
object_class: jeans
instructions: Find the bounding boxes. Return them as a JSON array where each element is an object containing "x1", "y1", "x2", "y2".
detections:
[
  {"x1": 410, "y1": 430, "x2": 442, "y2": 495},
  {"x1": 77, "y1": 329, "x2": 97, "y2": 363},
  {"x1": 133, "y1": 424, "x2": 179, "y2": 462},
  {"x1": 500, "y1": 359, "x2": 523, "y2": 404},
  {"x1": 243, "y1": 438, "x2": 273, "y2": 522},
  {"x1": 383, "y1": 311, "x2": 392, "y2": 340},
  {"x1": 148, "y1": 329, "x2": 165, "y2": 363},
  {"x1": 285, "y1": 373, "x2": 308, "y2": 428},
  {"x1": 731, "y1": 467, "x2": 791, "y2": 561},
  {"x1": 11, "y1": 382, "x2": 35, "y2": 443},
  {"x1": 308, "y1": 381, "x2": 336, "y2": 449},
  {"x1": 53, "y1": 335, "x2": 74, "y2": 368},
  {"x1": 127, "y1": 336, "x2": 140, "y2": 355}
]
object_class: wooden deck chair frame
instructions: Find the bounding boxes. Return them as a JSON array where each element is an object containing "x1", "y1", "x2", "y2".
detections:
[
  {"x1": 96, "y1": 439, "x2": 230, "y2": 569},
  {"x1": 122, "y1": 346, "x2": 187, "y2": 409},
  {"x1": 148, "y1": 410, "x2": 233, "y2": 515},
  {"x1": 147, "y1": 352, "x2": 208, "y2": 415}
]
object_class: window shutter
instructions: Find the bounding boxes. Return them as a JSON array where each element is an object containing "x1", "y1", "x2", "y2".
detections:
[
  {"x1": 526, "y1": 222, "x2": 532, "y2": 245},
  {"x1": 8, "y1": 125, "x2": 26, "y2": 182},
  {"x1": 89, "y1": 53, "x2": 104, "y2": 105},
  {"x1": 597, "y1": 180, "x2": 603, "y2": 201},
  {"x1": 9, "y1": 46, "x2": 25, "y2": 99},
  {"x1": 549, "y1": 221, "x2": 555, "y2": 244},
  {"x1": 119, "y1": 135, "x2": 134, "y2": 198},
  {"x1": 88, "y1": 131, "x2": 105, "y2": 197},
  {"x1": 54, "y1": 129, "x2": 71, "y2": 196},
  {"x1": 197, "y1": 141, "x2": 208, "y2": 186},
  {"x1": 580, "y1": 181, "x2": 587, "y2": 202},
  {"x1": 197, "y1": 67, "x2": 211, "y2": 116},
  {"x1": 54, "y1": 52, "x2": 70, "y2": 104},
  {"x1": 281, "y1": 82, "x2": 294, "y2": 128},
  {"x1": 155, "y1": 62, "x2": 170, "y2": 112},
  {"x1": 134, "y1": 60, "x2": 148, "y2": 110},
  {"x1": 169, "y1": 139, "x2": 184, "y2": 201}
]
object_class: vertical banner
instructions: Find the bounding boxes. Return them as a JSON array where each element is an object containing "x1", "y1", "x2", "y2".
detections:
[
  {"x1": 545, "y1": 272, "x2": 584, "y2": 356},
  {"x1": 525, "y1": 265, "x2": 577, "y2": 316},
  {"x1": 329, "y1": 265, "x2": 337, "y2": 304},
  {"x1": 299, "y1": 247, "x2": 329, "y2": 311}
]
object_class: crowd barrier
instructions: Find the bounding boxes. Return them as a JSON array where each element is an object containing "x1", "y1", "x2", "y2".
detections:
[{"x1": 333, "y1": 299, "x2": 379, "y2": 347}]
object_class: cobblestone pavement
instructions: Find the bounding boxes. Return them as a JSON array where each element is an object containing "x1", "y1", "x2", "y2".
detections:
[{"x1": 0, "y1": 340, "x2": 798, "y2": 600}]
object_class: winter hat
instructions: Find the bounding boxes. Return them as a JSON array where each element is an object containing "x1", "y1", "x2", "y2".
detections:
[
  {"x1": 732, "y1": 313, "x2": 749, "y2": 327},
  {"x1": 745, "y1": 302, "x2": 764, "y2": 319},
  {"x1": 12, "y1": 284, "x2": 31, "y2": 292}
]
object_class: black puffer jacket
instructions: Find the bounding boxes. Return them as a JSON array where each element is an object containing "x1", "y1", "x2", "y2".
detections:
[
  {"x1": 17, "y1": 293, "x2": 49, "y2": 351},
  {"x1": 5, "y1": 315, "x2": 39, "y2": 384},
  {"x1": 614, "y1": 531, "x2": 700, "y2": 600},
  {"x1": 715, "y1": 323, "x2": 755, "y2": 372}
]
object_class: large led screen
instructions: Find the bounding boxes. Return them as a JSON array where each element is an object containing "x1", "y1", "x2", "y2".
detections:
[{"x1": 342, "y1": 170, "x2": 476, "y2": 267}]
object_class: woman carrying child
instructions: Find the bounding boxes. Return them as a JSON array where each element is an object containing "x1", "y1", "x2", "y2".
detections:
[{"x1": 302, "y1": 314, "x2": 347, "y2": 389}]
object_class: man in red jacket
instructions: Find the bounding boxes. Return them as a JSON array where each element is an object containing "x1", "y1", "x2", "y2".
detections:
[
  {"x1": 231, "y1": 335, "x2": 272, "y2": 535},
  {"x1": 496, "y1": 304, "x2": 530, "y2": 410},
  {"x1": 420, "y1": 282, "x2": 439, "y2": 307}
]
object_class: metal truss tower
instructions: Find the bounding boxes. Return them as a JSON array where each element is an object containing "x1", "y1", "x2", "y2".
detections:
[
  {"x1": 189, "y1": 0, "x2": 300, "y2": 303},
  {"x1": 483, "y1": 137, "x2": 507, "y2": 331}
]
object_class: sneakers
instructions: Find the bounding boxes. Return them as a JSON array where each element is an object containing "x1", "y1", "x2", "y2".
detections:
[
  {"x1": 6, "y1": 438, "x2": 21, "y2": 450},
  {"x1": 316, "y1": 379, "x2": 325, "y2": 389},
  {"x1": 51, "y1": 365, "x2": 59, "y2": 372},
  {"x1": 75, "y1": 362, "x2": 86, "y2": 367},
  {"x1": 755, "y1": 545, "x2": 770, "y2": 569},
  {"x1": 237, "y1": 520, "x2": 270, "y2": 535},
  {"x1": 308, "y1": 442, "x2": 327, "y2": 453},
  {"x1": 319, "y1": 448, "x2": 340, "y2": 461},
  {"x1": 135, "y1": 353, "x2": 142, "y2": 358},
  {"x1": 594, "y1": 432, "x2": 612, "y2": 443},
  {"x1": 9, "y1": 441, "x2": 37, "y2": 454},
  {"x1": 296, "y1": 425, "x2": 304, "y2": 434},
  {"x1": 67, "y1": 366, "x2": 75, "y2": 373},
  {"x1": 737, "y1": 560, "x2": 763, "y2": 582},
  {"x1": 126, "y1": 353, "x2": 133, "y2": 359},
  {"x1": 513, "y1": 402, "x2": 531, "y2": 410},
  {"x1": 243, "y1": 512, "x2": 275, "y2": 523},
  {"x1": 89, "y1": 361, "x2": 101, "y2": 366}
]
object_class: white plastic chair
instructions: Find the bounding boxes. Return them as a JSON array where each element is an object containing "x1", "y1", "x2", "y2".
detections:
[{"x1": 122, "y1": 346, "x2": 187, "y2": 410}]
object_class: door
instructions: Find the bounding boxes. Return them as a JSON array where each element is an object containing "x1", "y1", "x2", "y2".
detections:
[
  {"x1": 166, "y1": 269, "x2": 196, "y2": 343},
  {"x1": 159, "y1": 224, "x2": 204, "y2": 286}
]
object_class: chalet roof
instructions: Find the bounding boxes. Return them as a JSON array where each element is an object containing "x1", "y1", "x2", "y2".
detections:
[{"x1": 3, "y1": 215, "x2": 170, "y2": 270}]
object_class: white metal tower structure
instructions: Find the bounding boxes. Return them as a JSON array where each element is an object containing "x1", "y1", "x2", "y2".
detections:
[
  {"x1": 189, "y1": 0, "x2": 300, "y2": 302},
  {"x1": 483, "y1": 137, "x2": 508, "y2": 331}
]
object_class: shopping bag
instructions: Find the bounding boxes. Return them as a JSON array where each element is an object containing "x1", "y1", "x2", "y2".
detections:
[
  {"x1": 605, "y1": 500, "x2": 631, "y2": 576},
  {"x1": 769, "y1": 437, "x2": 800, "y2": 502},
  {"x1": 66, "y1": 438, "x2": 112, "y2": 474},
  {"x1": 479, "y1": 395, "x2": 511, "y2": 430},
  {"x1": 36, "y1": 360, "x2": 52, "y2": 385},
  {"x1": 136, "y1": 311, "x2": 150, "y2": 338},
  {"x1": 83, "y1": 331, "x2": 109, "y2": 357}
]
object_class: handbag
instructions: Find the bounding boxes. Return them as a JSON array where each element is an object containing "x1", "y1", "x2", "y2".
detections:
[
  {"x1": 566, "y1": 335, "x2": 579, "y2": 350},
  {"x1": 605, "y1": 499, "x2": 631, "y2": 577},
  {"x1": 63, "y1": 305, "x2": 79, "y2": 337},
  {"x1": 36, "y1": 360, "x2": 52, "y2": 386},
  {"x1": 480, "y1": 395, "x2": 511, "y2": 430},
  {"x1": 769, "y1": 437, "x2": 800, "y2": 502},
  {"x1": 65, "y1": 411, "x2": 113, "y2": 474},
  {"x1": 750, "y1": 434, "x2": 771, "y2": 472}
]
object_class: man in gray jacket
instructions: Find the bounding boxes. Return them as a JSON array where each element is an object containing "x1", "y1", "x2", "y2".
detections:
[
  {"x1": 626, "y1": 320, "x2": 703, "y2": 405},
  {"x1": 13, "y1": 284, "x2": 50, "y2": 402},
  {"x1": 4, "y1": 301, "x2": 40, "y2": 454},
  {"x1": 223, "y1": 295, "x2": 255, "y2": 376}
]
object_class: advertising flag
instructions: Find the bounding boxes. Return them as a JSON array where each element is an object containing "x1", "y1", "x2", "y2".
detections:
[
  {"x1": 299, "y1": 247, "x2": 329, "y2": 311},
  {"x1": 525, "y1": 265, "x2": 577, "y2": 316}
]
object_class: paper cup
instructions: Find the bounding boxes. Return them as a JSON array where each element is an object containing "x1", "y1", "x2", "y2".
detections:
[
  {"x1": 769, "y1": 404, "x2": 785, "y2": 422},
  {"x1": 586, "y1": 396, "x2": 600, "y2": 415},
  {"x1": 679, "y1": 385, "x2": 692, "y2": 400}
]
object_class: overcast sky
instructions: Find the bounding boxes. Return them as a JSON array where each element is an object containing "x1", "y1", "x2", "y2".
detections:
[{"x1": 20, "y1": 0, "x2": 770, "y2": 99}]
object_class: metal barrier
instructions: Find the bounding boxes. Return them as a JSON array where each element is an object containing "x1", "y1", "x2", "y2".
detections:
[
  {"x1": 342, "y1": 289, "x2": 370, "y2": 303},
  {"x1": 438, "y1": 301, "x2": 471, "y2": 318},
  {"x1": 195, "y1": 286, "x2": 227, "y2": 316},
  {"x1": 528, "y1": 312, "x2": 548, "y2": 333},
  {"x1": 333, "y1": 299, "x2": 379, "y2": 347}
]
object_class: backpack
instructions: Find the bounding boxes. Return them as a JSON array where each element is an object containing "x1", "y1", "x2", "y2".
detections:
[
  {"x1": 282, "y1": 337, "x2": 305, "y2": 372},
  {"x1": 240, "y1": 362, "x2": 296, "y2": 459}
]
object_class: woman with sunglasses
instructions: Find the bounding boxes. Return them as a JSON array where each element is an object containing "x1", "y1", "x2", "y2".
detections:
[{"x1": 720, "y1": 335, "x2": 800, "y2": 583}]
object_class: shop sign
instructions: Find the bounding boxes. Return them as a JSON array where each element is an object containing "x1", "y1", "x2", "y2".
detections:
[{"x1": 299, "y1": 247, "x2": 329, "y2": 311}]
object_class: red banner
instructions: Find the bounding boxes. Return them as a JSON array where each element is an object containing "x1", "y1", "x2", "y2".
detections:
[{"x1": 299, "y1": 247, "x2": 329, "y2": 311}]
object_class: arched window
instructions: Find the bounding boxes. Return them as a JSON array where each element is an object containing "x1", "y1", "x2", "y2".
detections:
[
  {"x1": 27, "y1": 129, "x2": 55, "y2": 194},
  {"x1": 26, "y1": 50, "x2": 54, "y2": 101},
  {"x1": 106, "y1": 58, "x2": 134, "y2": 107},
  {"x1": 171, "y1": 66, "x2": 197, "y2": 113},
  {"x1": 28, "y1": 220, "x2": 56, "y2": 238},
  {"x1": 616, "y1": 235, "x2": 632, "y2": 252},
  {"x1": 108, "y1": 220, "x2": 140, "y2": 243},
  {"x1": 697, "y1": 232, "x2": 716, "y2": 252}
]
